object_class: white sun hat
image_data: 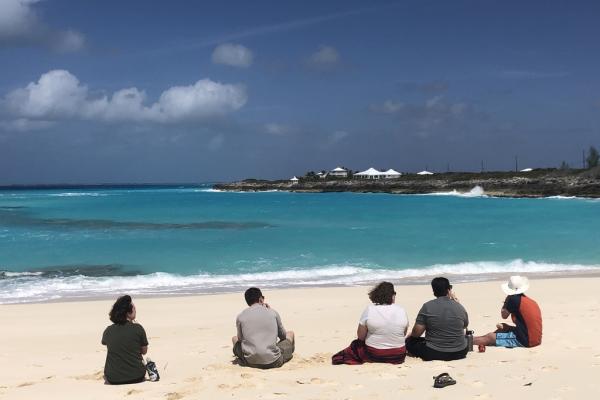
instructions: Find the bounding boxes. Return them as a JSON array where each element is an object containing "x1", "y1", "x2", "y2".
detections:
[{"x1": 501, "y1": 275, "x2": 530, "y2": 295}]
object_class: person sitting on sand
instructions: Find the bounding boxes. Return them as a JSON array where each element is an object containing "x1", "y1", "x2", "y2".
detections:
[
  {"x1": 332, "y1": 281, "x2": 409, "y2": 365},
  {"x1": 232, "y1": 287, "x2": 295, "y2": 369},
  {"x1": 406, "y1": 277, "x2": 470, "y2": 361},
  {"x1": 101, "y1": 295, "x2": 149, "y2": 384},
  {"x1": 474, "y1": 275, "x2": 542, "y2": 349}
]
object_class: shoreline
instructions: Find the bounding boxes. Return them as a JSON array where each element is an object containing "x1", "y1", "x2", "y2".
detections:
[
  {"x1": 2, "y1": 276, "x2": 600, "y2": 399},
  {"x1": 4, "y1": 269, "x2": 600, "y2": 306},
  {"x1": 214, "y1": 168, "x2": 600, "y2": 198}
]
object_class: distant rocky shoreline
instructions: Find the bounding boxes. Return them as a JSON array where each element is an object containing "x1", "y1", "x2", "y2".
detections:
[{"x1": 214, "y1": 168, "x2": 600, "y2": 198}]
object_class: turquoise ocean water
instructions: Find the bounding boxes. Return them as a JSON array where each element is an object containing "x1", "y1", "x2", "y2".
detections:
[{"x1": 1, "y1": 185, "x2": 599, "y2": 303}]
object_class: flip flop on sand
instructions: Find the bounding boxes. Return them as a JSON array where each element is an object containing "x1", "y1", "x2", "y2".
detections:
[{"x1": 433, "y1": 373, "x2": 456, "y2": 388}]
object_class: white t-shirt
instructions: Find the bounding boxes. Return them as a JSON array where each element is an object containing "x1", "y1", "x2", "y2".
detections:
[{"x1": 359, "y1": 304, "x2": 409, "y2": 349}]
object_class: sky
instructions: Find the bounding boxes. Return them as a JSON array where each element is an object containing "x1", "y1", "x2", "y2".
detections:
[{"x1": 1, "y1": 0, "x2": 599, "y2": 184}]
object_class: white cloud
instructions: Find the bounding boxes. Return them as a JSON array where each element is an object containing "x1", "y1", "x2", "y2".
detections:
[
  {"x1": 369, "y1": 96, "x2": 479, "y2": 138},
  {"x1": 212, "y1": 43, "x2": 253, "y2": 67},
  {"x1": 329, "y1": 130, "x2": 348, "y2": 143},
  {"x1": 264, "y1": 123, "x2": 292, "y2": 135},
  {"x1": 496, "y1": 70, "x2": 569, "y2": 79},
  {"x1": 370, "y1": 100, "x2": 404, "y2": 114},
  {"x1": 207, "y1": 134, "x2": 225, "y2": 151},
  {"x1": 0, "y1": 0, "x2": 85, "y2": 52},
  {"x1": 426, "y1": 95, "x2": 444, "y2": 109},
  {"x1": 307, "y1": 45, "x2": 341, "y2": 71},
  {"x1": 3, "y1": 70, "x2": 247, "y2": 125},
  {"x1": 0, "y1": 0, "x2": 37, "y2": 38},
  {"x1": 0, "y1": 118, "x2": 54, "y2": 132}
]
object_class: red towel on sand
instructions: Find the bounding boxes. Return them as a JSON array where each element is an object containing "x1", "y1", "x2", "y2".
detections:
[{"x1": 332, "y1": 339, "x2": 406, "y2": 365}]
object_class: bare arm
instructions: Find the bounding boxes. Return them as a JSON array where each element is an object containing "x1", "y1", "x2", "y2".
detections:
[
  {"x1": 357, "y1": 324, "x2": 368, "y2": 341},
  {"x1": 501, "y1": 307, "x2": 510, "y2": 319},
  {"x1": 410, "y1": 323, "x2": 426, "y2": 338}
]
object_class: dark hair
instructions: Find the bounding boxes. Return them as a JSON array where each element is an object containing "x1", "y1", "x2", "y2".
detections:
[
  {"x1": 431, "y1": 277, "x2": 451, "y2": 297},
  {"x1": 368, "y1": 281, "x2": 396, "y2": 305},
  {"x1": 109, "y1": 295, "x2": 133, "y2": 324},
  {"x1": 244, "y1": 287, "x2": 263, "y2": 306}
]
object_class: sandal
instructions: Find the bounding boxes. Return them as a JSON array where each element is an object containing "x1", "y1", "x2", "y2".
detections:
[{"x1": 433, "y1": 373, "x2": 456, "y2": 388}]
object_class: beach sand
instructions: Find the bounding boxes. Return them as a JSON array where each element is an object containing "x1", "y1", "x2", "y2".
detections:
[{"x1": 1, "y1": 277, "x2": 599, "y2": 399}]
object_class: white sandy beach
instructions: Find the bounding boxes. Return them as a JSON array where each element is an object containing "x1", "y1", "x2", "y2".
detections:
[{"x1": 1, "y1": 277, "x2": 599, "y2": 400}]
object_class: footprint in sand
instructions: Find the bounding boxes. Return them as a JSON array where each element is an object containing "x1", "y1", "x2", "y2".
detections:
[
  {"x1": 470, "y1": 380, "x2": 485, "y2": 388},
  {"x1": 376, "y1": 372, "x2": 398, "y2": 380},
  {"x1": 240, "y1": 373, "x2": 253, "y2": 379},
  {"x1": 165, "y1": 392, "x2": 185, "y2": 400},
  {"x1": 541, "y1": 365, "x2": 558, "y2": 372},
  {"x1": 558, "y1": 386, "x2": 574, "y2": 392},
  {"x1": 72, "y1": 370, "x2": 104, "y2": 381},
  {"x1": 126, "y1": 389, "x2": 143, "y2": 396},
  {"x1": 17, "y1": 382, "x2": 35, "y2": 388}
]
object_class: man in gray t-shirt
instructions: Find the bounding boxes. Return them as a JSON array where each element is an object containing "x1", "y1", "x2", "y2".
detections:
[
  {"x1": 406, "y1": 277, "x2": 469, "y2": 361},
  {"x1": 232, "y1": 287, "x2": 295, "y2": 369}
]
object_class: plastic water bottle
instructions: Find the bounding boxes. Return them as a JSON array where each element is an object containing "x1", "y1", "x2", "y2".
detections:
[{"x1": 146, "y1": 358, "x2": 160, "y2": 382}]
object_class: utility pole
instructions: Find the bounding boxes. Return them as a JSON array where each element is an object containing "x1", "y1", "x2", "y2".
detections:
[
  {"x1": 447, "y1": 162, "x2": 450, "y2": 173},
  {"x1": 515, "y1": 155, "x2": 518, "y2": 172},
  {"x1": 481, "y1": 160, "x2": 484, "y2": 173},
  {"x1": 583, "y1": 149, "x2": 586, "y2": 169}
]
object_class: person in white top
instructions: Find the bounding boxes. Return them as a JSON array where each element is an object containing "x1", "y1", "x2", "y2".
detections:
[{"x1": 332, "y1": 282, "x2": 409, "y2": 365}]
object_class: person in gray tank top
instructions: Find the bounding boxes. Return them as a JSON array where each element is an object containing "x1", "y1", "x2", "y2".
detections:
[{"x1": 406, "y1": 277, "x2": 469, "y2": 361}]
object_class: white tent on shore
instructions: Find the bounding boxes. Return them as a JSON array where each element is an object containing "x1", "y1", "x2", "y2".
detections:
[
  {"x1": 417, "y1": 170, "x2": 434, "y2": 175},
  {"x1": 355, "y1": 167, "x2": 384, "y2": 179},
  {"x1": 520, "y1": 168, "x2": 533, "y2": 172},
  {"x1": 383, "y1": 169, "x2": 402, "y2": 179}
]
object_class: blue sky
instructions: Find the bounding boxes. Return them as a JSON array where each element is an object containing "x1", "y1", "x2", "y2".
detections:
[{"x1": 1, "y1": 0, "x2": 599, "y2": 183}]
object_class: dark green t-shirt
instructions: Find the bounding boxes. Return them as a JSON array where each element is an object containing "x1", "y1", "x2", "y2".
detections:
[{"x1": 102, "y1": 321, "x2": 148, "y2": 384}]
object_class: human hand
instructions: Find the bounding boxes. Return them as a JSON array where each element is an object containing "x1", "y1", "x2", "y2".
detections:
[{"x1": 448, "y1": 290, "x2": 459, "y2": 302}]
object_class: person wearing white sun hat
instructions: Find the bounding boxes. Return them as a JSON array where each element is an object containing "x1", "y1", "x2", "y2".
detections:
[{"x1": 474, "y1": 276, "x2": 542, "y2": 349}]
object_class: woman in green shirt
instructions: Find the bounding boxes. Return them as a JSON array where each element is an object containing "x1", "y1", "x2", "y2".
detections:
[{"x1": 101, "y1": 295, "x2": 149, "y2": 384}]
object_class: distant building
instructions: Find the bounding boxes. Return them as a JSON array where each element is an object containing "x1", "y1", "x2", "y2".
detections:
[
  {"x1": 355, "y1": 167, "x2": 384, "y2": 179},
  {"x1": 355, "y1": 167, "x2": 402, "y2": 179},
  {"x1": 383, "y1": 169, "x2": 402, "y2": 179},
  {"x1": 290, "y1": 176, "x2": 299, "y2": 184},
  {"x1": 417, "y1": 170, "x2": 434, "y2": 175},
  {"x1": 329, "y1": 167, "x2": 348, "y2": 178},
  {"x1": 316, "y1": 172, "x2": 327, "y2": 179}
]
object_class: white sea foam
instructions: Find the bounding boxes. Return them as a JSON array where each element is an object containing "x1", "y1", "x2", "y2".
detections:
[
  {"x1": 1, "y1": 271, "x2": 44, "y2": 277},
  {"x1": 425, "y1": 185, "x2": 487, "y2": 198},
  {"x1": 195, "y1": 188, "x2": 224, "y2": 193},
  {"x1": 48, "y1": 192, "x2": 108, "y2": 197},
  {"x1": 1, "y1": 259, "x2": 598, "y2": 304}
]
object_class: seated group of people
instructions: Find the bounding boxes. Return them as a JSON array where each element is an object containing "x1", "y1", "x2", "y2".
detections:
[{"x1": 101, "y1": 275, "x2": 542, "y2": 383}]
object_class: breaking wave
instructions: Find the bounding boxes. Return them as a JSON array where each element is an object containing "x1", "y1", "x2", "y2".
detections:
[{"x1": 1, "y1": 259, "x2": 598, "y2": 304}]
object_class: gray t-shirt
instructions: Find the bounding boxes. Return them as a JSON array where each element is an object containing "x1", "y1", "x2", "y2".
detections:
[
  {"x1": 415, "y1": 296, "x2": 469, "y2": 352},
  {"x1": 236, "y1": 304, "x2": 287, "y2": 365}
]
